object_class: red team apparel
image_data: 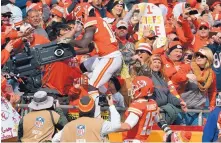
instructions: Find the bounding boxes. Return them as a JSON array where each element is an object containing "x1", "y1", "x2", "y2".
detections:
[
  {"x1": 82, "y1": 17, "x2": 122, "y2": 89},
  {"x1": 84, "y1": 17, "x2": 118, "y2": 56},
  {"x1": 123, "y1": 99, "x2": 159, "y2": 142}
]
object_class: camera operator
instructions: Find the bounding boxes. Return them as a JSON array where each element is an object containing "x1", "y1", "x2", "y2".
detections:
[
  {"x1": 18, "y1": 91, "x2": 68, "y2": 142},
  {"x1": 52, "y1": 95, "x2": 121, "y2": 142}
]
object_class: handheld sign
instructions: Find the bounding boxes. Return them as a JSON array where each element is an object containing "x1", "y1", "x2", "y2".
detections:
[
  {"x1": 201, "y1": 0, "x2": 207, "y2": 5},
  {"x1": 1, "y1": 97, "x2": 21, "y2": 141},
  {"x1": 137, "y1": 3, "x2": 167, "y2": 48}
]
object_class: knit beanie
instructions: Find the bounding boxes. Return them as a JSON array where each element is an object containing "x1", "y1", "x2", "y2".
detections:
[
  {"x1": 78, "y1": 96, "x2": 95, "y2": 115},
  {"x1": 113, "y1": 0, "x2": 124, "y2": 8},
  {"x1": 167, "y1": 41, "x2": 183, "y2": 55}
]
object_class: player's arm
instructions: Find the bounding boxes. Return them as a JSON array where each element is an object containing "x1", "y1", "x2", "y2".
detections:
[
  {"x1": 118, "y1": 105, "x2": 143, "y2": 131},
  {"x1": 75, "y1": 43, "x2": 95, "y2": 55},
  {"x1": 117, "y1": 106, "x2": 141, "y2": 132},
  {"x1": 119, "y1": 112, "x2": 140, "y2": 131},
  {"x1": 69, "y1": 26, "x2": 96, "y2": 48}
]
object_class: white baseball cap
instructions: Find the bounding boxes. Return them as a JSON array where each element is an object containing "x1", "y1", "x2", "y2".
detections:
[
  {"x1": 1, "y1": 5, "x2": 11, "y2": 14},
  {"x1": 116, "y1": 20, "x2": 128, "y2": 29}
]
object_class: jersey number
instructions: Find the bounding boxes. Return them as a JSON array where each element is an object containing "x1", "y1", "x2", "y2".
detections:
[
  {"x1": 213, "y1": 52, "x2": 221, "y2": 69},
  {"x1": 103, "y1": 21, "x2": 117, "y2": 43},
  {"x1": 140, "y1": 111, "x2": 157, "y2": 136}
]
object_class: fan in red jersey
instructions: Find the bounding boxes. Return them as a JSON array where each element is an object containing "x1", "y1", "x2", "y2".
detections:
[{"x1": 117, "y1": 76, "x2": 175, "y2": 143}]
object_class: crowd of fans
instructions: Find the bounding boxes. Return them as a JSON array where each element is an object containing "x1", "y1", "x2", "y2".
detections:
[{"x1": 1, "y1": 0, "x2": 221, "y2": 142}]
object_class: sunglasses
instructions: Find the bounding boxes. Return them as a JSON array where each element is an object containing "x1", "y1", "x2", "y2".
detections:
[
  {"x1": 185, "y1": 54, "x2": 193, "y2": 60},
  {"x1": 199, "y1": 26, "x2": 208, "y2": 30},
  {"x1": 2, "y1": 14, "x2": 11, "y2": 18},
  {"x1": 195, "y1": 53, "x2": 207, "y2": 59},
  {"x1": 118, "y1": 26, "x2": 127, "y2": 30},
  {"x1": 136, "y1": 50, "x2": 151, "y2": 55},
  {"x1": 147, "y1": 37, "x2": 156, "y2": 40}
]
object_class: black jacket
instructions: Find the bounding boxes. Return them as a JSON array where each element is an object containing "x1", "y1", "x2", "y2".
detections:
[{"x1": 151, "y1": 71, "x2": 181, "y2": 107}]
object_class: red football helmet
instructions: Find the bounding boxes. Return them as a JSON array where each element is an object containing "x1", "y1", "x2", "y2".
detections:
[
  {"x1": 74, "y1": 2, "x2": 94, "y2": 22},
  {"x1": 129, "y1": 76, "x2": 154, "y2": 99}
]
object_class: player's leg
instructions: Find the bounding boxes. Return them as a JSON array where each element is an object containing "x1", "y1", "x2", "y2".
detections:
[
  {"x1": 88, "y1": 56, "x2": 122, "y2": 117},
  {"x1": 80, "y1": 56, "x2": 99, "y2": 73},
  {"x1": 89, "y1": 56, "x2": 122, "y2": 89}
]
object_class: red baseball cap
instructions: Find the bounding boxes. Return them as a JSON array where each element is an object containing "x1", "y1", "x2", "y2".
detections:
[
  {"x1": 187, "y1": 0, "x2": 197, "y2": 8},
  {"x1": 211, "y1": 1, "x2": 221, "y2": 9},
  {"x1": 198, "y1": 21, "x2": 210, "y2": 29}
]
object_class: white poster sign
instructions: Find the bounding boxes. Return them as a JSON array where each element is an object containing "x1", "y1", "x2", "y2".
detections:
[
  {"x1": 1, "y1": 97, "x2": 21, "y2": 140},
  {"x1": 137, "y1": 3, "x2": 166, "y2": 48},
  {"x1": 138, "y1": 3, "x2": 166, "y2": 37}
]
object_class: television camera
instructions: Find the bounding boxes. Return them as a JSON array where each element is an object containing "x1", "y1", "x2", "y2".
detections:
[{"x1": 2, "y1": 40, "x2": 76, "y2": 93}]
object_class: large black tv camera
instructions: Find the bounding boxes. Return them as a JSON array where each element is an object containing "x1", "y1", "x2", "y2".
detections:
[
  {"x1": 2, "y1": 41, "x2": 76, "y2": 92},
  {"x1": 5, "y1": 41, "x2": 75, "y2": 76}
]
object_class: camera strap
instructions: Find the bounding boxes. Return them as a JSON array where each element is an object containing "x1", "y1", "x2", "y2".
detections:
[
  {"x1": 49, "y1": 110, "x2": 58, "y2": 137},
  {"x1": 49, "y1": 110, "x2": 56, "y2": 125}
]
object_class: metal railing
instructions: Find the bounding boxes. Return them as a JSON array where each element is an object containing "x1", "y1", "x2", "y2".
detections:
[
  {"x1": 16, "y1": 104, "x2": 210, "y2": 126},
  {"x1": 186, "y1": 109, "x2": 210, "y2": 126}
]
